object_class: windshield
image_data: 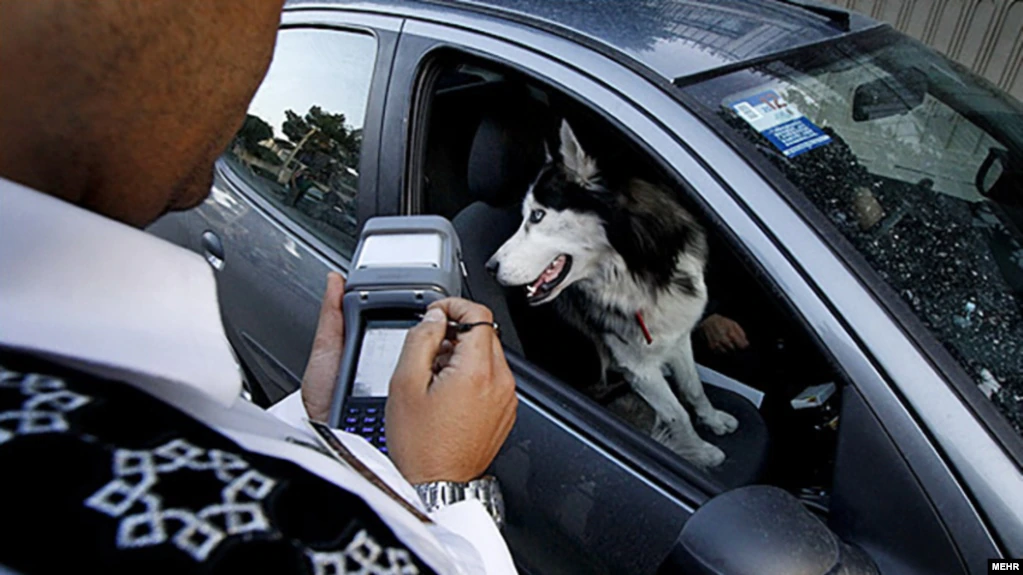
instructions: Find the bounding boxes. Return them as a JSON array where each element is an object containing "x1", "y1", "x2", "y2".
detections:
[{"x1": 682, "y1": 28, "x2": 1023, "y2": 436}]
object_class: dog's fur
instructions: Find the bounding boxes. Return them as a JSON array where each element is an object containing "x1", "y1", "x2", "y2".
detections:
[{"x1": 488, "y1": 120, "x2": 738, "y2": 467}]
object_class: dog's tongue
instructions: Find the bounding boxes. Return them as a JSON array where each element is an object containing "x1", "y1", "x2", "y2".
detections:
[{"x1": 530, "y1": 255, "x2": 566, "y2": 292}]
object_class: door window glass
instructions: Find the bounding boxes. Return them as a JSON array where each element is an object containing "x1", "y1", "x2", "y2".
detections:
[{"x1": 224, "y1": 28, "x2": 377, "y2": 259}]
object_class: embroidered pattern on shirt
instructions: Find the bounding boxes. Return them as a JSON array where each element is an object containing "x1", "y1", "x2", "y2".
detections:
[
  {"x1": 0, "y1": 365, "x2": 91, "y2": 445},
  {"x1": 306, "y1": 529, "x2": 419, "y2": 575},
  {"x1": 0, "y1": 360, "x2": 429, "y2": 573},
  {"x1": 85, "y1": 438, "x2": 277, "y2": 561}
]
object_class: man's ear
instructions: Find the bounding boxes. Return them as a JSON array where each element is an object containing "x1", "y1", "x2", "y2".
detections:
[{"x1": 558, "y1": 119, "x2": 599, "y2": 187}]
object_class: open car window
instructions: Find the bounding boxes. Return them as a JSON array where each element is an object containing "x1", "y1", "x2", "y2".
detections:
[
  {"x1": 413, "y1": 54, "x2": 843, "y2": 494},
  {"x1": 681, "y1": 28, "x2": 1023, "y2": 438}
]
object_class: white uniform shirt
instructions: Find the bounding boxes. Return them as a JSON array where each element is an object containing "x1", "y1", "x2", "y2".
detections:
[{"x1": 0, "y1": 177, "x2": 516, "y2": 574}]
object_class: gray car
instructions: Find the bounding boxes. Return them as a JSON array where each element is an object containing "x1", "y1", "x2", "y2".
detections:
[{"x1": 149, "y1": 1, "x2": 1023, "y2": 573}]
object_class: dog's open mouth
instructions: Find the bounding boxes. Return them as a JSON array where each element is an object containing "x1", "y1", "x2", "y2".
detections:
[{"x1": 524, "y1": 254, "x2": 572, "y2": 303}]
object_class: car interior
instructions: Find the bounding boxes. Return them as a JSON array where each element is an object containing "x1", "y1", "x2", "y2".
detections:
[{"x1": 411, "y1": 54, "x2": 846, "y2": 505}]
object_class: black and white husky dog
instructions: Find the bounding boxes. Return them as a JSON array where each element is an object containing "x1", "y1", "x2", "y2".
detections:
[{"x1": 487, "y1": 120, "x2": 738, "y2": 467}]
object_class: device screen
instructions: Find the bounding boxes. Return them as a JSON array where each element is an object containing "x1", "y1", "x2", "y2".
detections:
[
  {"x1": 351, "y1": 321, "x2": 413, "y2": 398},
  {"x1": 356, "y1": 233, "x2": 443, "y2": 269}
]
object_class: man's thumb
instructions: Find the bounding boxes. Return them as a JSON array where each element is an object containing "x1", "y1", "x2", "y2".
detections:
[{"x1": 390, "y1": 308, "x2": 447, "y2": 394}]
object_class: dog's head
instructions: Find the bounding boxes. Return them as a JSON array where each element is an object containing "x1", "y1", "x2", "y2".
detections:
[{"x1": 486, "y1": 120, "x2": 614, "y2": 305}]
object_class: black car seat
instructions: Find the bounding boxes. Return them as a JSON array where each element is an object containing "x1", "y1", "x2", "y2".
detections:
[
  {"x1": 450, "y1": 90, "x2": 544, "y2": 354},
  {"x1": 450, "y1": 90, "x2": 769, "y2": 489}
]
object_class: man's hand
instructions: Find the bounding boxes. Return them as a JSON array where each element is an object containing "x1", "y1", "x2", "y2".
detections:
[
  {"x1": 386, "y1": 299, "x2": 518, "y2": 484},
  {"x1": 300, "y1": 272, "x2": 345, "y2": 422},
  {"x1": 699, "y1": 313, "x2": 749, "y2": 353}
]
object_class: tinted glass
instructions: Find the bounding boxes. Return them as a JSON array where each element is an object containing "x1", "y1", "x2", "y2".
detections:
[
  {"x1": 684, "y1": 29, "x2": 1023, "y2": 435},
  {"x1": 224, "y1": 28, "x2": 377, "y2": 260}
]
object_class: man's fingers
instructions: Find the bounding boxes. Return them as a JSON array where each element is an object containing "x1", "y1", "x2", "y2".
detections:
[
  {"x1": 319, "y1": 272, "x2": 345, "y2": 318},
  {"x1": 726, "y1": 324, "x2": 749, "y2": 349},
  {"x1": 735, "y1": 326, "x2": 749, "y2": 348},
  {"x1": 428, "y1": 298, "x2": 494, "y2": 324},
  {"x1": 393, "y1": 299, "x2": 499, "y2": 395},
  {"x1": 300, "y1": 272, "x2": 346, "y2": 422},
  {"x1": 313, "y1": 272, "x2": 345, "y2": 345},
  {"x1": 429, "y1": 298, "x2": 495, "y2": 371},
  {"x1": 322, "y1": 272, "x2": 345, "y2": 311},
  {"x1": 391, "y1": 308, "x2": 448, "y2": 395},
  {"x1": 433, "y1": 338, "x2": 455, "y2": 373},
  {"x1": 734, "y1": 331, "x2": 749, "y2": 349}
]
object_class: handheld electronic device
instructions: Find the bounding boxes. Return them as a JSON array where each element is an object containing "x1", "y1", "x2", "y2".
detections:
[{"x1": 326, "y1": 216, "x2": 464, "y2": 453}]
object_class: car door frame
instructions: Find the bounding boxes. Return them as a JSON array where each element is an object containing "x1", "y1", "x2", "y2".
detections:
[
  {"x1": 361, "y1": 4, "x2": 1014, "y2": 570},
  {"x1": 379, "y1": 11, "x2": 723, "y2": 504}
]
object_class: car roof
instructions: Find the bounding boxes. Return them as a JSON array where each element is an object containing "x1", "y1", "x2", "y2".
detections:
[
  {"x1": 287, "y1": 0, "x2": 882, "y2": 81},
  {"x1": 449, "y1": 0, "x2": 881, "y2": 80}
]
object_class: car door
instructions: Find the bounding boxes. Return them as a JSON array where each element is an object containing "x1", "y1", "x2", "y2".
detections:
[
  {"x1": 373, "y1": 15, "x2": 713, "y2": 575},
  {"x1": 149, "y1": 10, "x2": 401, "y2": 404},
  {"x1": 375, "y1": 7, "x2": 1015, "y2": 575}
]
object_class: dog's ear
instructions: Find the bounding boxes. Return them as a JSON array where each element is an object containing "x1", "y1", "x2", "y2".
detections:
[{"x1": 559, "y1": 119, "x2": 599, "y2": 188}]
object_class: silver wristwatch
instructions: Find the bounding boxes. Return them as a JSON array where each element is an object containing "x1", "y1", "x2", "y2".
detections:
[{"x1": 413, "y1": 475, "x2": 505, "y2": 529}]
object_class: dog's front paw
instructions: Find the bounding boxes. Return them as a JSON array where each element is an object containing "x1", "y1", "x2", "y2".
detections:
[
  {"x1": 652, "y1": 422, "x2": 727, "y2": 467},
  {"x1": 686, "y1": 442, "x2": 726, "y2": 468},
  {"x1": 701, "y1": 409, "x2": 739, "y2": 435}
]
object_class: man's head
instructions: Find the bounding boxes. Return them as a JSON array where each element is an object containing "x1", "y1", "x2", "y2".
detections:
[{"x1": 0, "y1": 0, "x2": 285, "y2": 227}]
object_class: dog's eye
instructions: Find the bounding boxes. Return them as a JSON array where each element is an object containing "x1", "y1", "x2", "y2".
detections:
[{"x1": 529, "y1": 209, "x2": 546, "y2": 224}]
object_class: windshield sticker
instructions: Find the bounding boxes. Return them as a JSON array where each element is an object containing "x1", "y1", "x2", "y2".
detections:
[{"x1": 729, "y1": 90, "x2": 831, "y2": 158}]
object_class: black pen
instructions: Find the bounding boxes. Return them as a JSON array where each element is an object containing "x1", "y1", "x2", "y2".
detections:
[{"x1": 416, "y1": 313, "x2": 500, "y2": 340}]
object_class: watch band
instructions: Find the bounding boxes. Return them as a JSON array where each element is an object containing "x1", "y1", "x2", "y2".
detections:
[{"x1": 413, "y1": 475, "x2": 505, "y2": 530}]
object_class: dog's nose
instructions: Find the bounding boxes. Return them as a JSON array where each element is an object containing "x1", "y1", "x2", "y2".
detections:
[{"x1": 485, "y1": 258, "x2": 499, "y2": 277}]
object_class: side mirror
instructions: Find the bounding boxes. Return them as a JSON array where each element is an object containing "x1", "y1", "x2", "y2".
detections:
[
  {"x1": 659, "y1": 486, "x2": 878, "y2": 575},
  {"x1": 852, "y1": 68, "x2": 927, "y2": 122},
  {"x1": 976, "y1": 147, "x2": 1009, "y2": 198}
]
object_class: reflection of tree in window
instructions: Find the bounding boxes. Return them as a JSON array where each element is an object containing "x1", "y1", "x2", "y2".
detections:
[
  {"x1": 229, "y1": 105, "x2": 361, "y2": 243},
  {"x1": 279, "y1": 106, "x2": 360, "y2": 219},
  {"x1": 232, "y1": 114, "x2": 282, "y2": 182}
]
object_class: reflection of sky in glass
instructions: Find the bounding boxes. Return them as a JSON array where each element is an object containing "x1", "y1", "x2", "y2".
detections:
[
  {"x1": 638, "y1": 37, "x2": 729, "y2": 78},
  {"x1": 247, "y1": 29, "x2": 376, "y2": 138},
  {"x1": 462, "y1": 0, "x2": 841, "y2": 79}
]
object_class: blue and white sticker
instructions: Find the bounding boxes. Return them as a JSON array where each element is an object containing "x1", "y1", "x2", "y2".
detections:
[{"x1": 730, "y1": 90, "x2": 831, "y2": 158}]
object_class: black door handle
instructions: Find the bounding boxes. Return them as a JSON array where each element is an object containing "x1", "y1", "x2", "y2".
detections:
[{"x1": 201, "y1": 230, "x2": 225, "y2": 270}]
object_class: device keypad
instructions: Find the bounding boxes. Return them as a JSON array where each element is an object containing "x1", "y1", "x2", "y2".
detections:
[{"x1": 343, "y1": 405, "x2": 387, "y2": 454}]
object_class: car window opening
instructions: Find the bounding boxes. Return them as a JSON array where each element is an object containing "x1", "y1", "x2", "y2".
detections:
[{"x1": 414, "y1": 53, "x2": 845, "y2": 504}]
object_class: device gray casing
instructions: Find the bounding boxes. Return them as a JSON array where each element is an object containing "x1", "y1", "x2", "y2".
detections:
[
  {"x1": 346, "y1": 215, "x2": 462, "y2": 298},
  {"x1": 327, "y1": 215, "x2": 463, "y2": 427}
]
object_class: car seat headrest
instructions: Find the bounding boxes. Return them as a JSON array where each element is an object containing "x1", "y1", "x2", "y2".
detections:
[{"x1": 467, "y1": 94, "x2": 545, "y2": 207}]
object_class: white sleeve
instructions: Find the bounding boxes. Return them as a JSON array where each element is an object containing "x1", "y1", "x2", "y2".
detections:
[
  {"x1": 268, "y1": 391, "x2": 518, "y2": 574},
  {"x1": 431, "y1": 500, "x2": 518, "y2": 575},
  {"x1": 266, "y1": 390, "x2": 307, "y2": 428}
]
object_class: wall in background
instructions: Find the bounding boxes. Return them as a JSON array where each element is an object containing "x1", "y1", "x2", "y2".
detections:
[{"x1": 818, "y1": 0, "x2": 1023, "y2": 100}]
